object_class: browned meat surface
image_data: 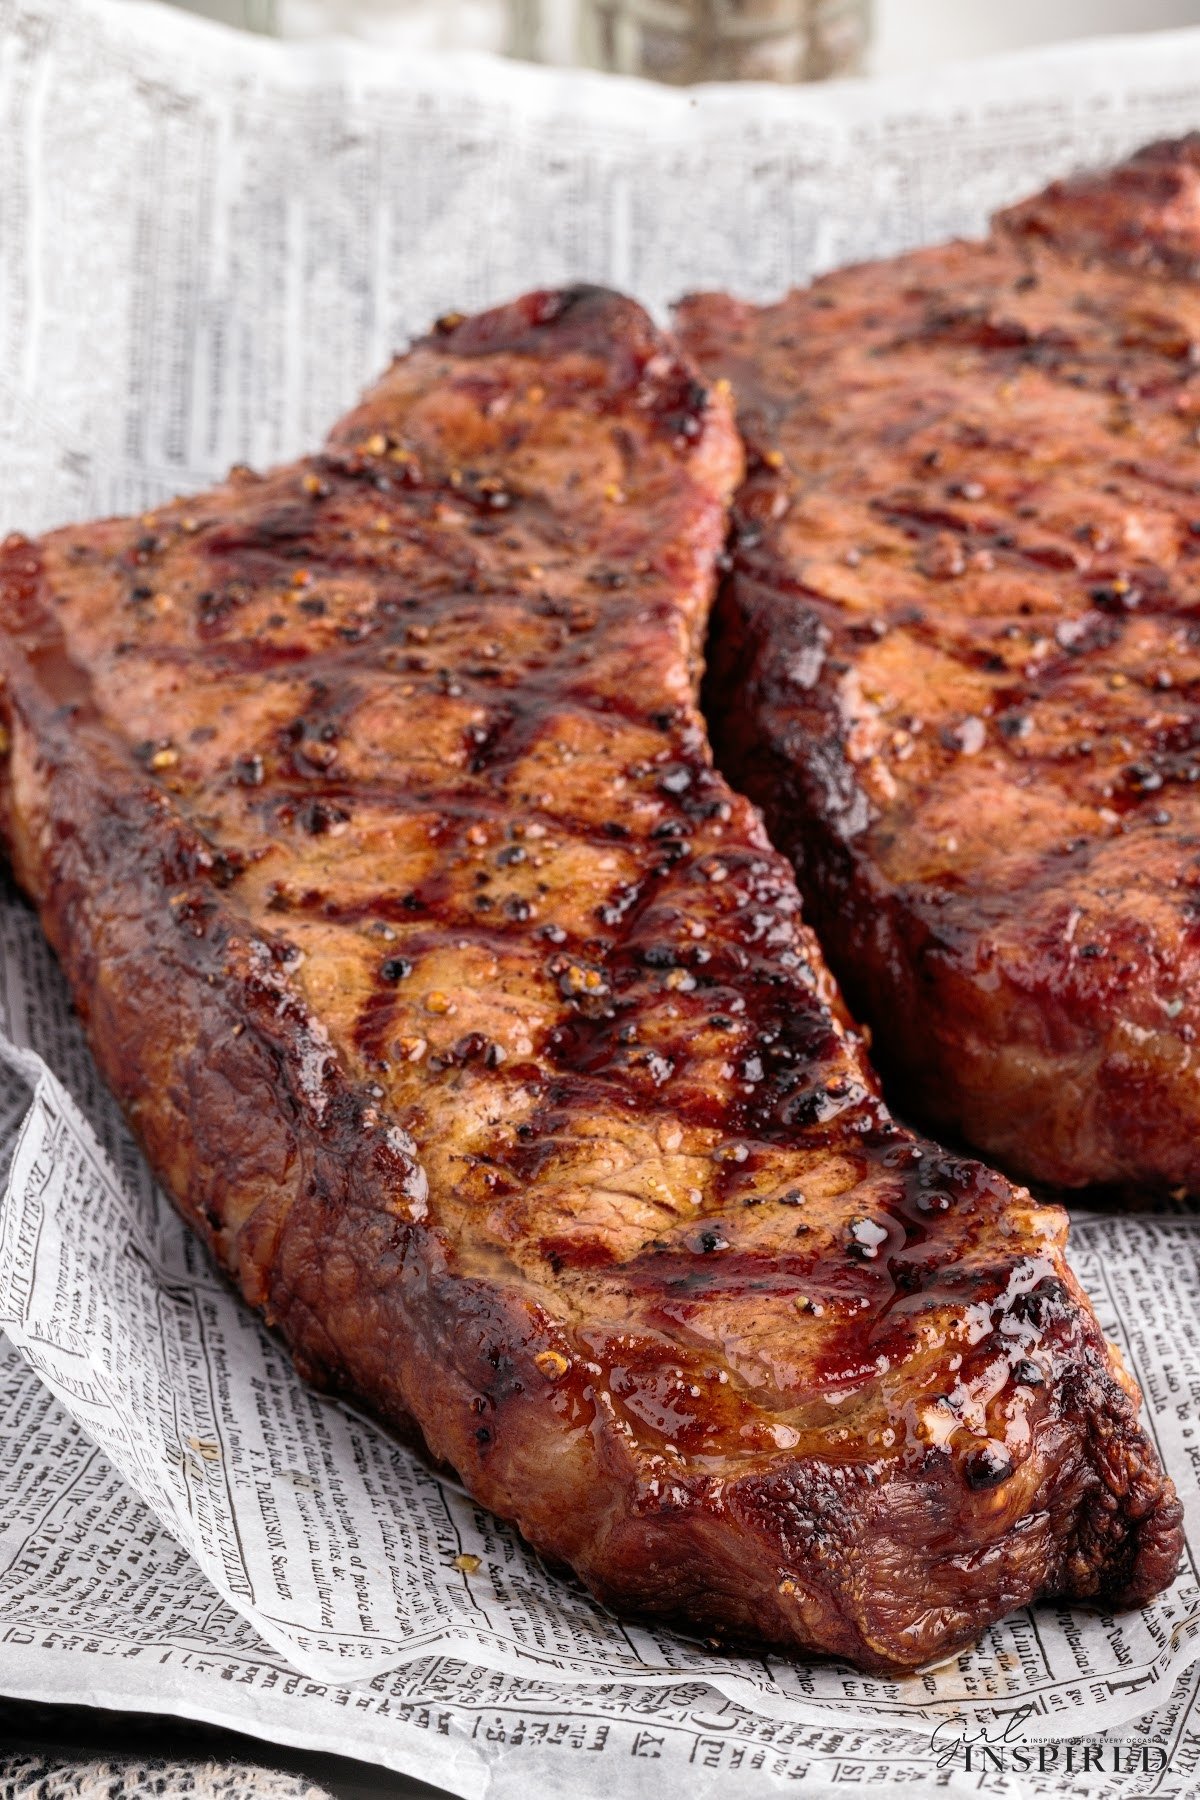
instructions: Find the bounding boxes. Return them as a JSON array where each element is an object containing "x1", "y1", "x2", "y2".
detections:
[
  {"x1": 0, "y1": 287, "x2": 1181, "y2": 1673},
  {"x1": 679, "y1": 136, "x2": 1200, "y2": 1196}
]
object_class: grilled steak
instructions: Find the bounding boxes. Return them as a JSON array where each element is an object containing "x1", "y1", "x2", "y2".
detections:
[
  {"x1": 680, "y1": 136, "x2": 1200, "y2": 1196},
  {"x1": 0, "y1": 287, "x2": 1181, "y2": 1672}
]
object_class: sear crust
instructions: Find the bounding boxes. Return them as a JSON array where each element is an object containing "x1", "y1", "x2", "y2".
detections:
[
  {"x1": 0, "y1": 286, "x2": 1182, "y2": 1672},
  {"x1": 679, "y1": 135, "x2": 1200, "y2": 1197}
]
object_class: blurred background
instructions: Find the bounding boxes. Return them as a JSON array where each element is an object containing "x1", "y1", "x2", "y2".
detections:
[
  {"x1": 151, "y1": 0, "x2": 1200, "y2": 80},
  {"x1": 869, "y1": 0, "x2": 1200, "y2": 75}
]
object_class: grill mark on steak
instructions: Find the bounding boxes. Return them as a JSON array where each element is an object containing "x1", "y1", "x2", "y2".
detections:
[{"x1": 0, "y1": 286, "x2": 1181, "y2": 1673}]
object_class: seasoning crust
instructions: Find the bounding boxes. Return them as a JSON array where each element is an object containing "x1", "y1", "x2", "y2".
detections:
[
  {"x1": 680, "y1": 135, "x2": 1200, "y2": 1196},
  {"x1": 0, "y1": 286, "x2": 1182, "y2": 1672}
]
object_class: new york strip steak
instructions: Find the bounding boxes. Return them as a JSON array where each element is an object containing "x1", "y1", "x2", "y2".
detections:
[
  {"x1": 680, "y1": 136, "x2": 1200, "y2": 1197},
  {"x1": 0, "y1": 287, "x2": 1181, "y2": 1672}
]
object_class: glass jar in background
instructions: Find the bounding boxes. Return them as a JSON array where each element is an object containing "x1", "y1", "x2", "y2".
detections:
[{"x1": 509, "y1": 0, "x2": 873, "y2": 82}]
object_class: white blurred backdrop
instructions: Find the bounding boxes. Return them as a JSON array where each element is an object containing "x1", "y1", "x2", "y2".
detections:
[
  {"x1": 148, "y1": 0, "x2": 1200, "y2": 73},
  {"x1": 871, "y1": 0, "x2": 1200, "y2": 73}
]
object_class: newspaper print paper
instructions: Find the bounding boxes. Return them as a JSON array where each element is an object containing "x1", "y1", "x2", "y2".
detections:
[
  {"x1": 0, "y1": 1306, "x2": 1196, "y2": 1800},
  {"x1": 0, "y1": 887, "x2": 1197, "y2": 1790},
  {"x1": 2, "y1": 0, "x2": 1200, "y2": 1790}
]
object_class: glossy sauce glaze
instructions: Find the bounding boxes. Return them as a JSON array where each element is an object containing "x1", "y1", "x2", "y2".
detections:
[
  {"x1": 0, "y1": 286, "x2": 1181, "y2": 1672},
  {"x1": 681, "y1": 136, "x2": 1200, "y2": 1195}
]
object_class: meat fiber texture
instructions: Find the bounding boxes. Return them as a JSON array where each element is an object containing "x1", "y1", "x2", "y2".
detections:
[
  {"x1": 0, "y1": 284, "x2": 1181, "y2": 1676},
  {"x1": 680, "y1": 135, "x2": 1200, "y2": 1200}
]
